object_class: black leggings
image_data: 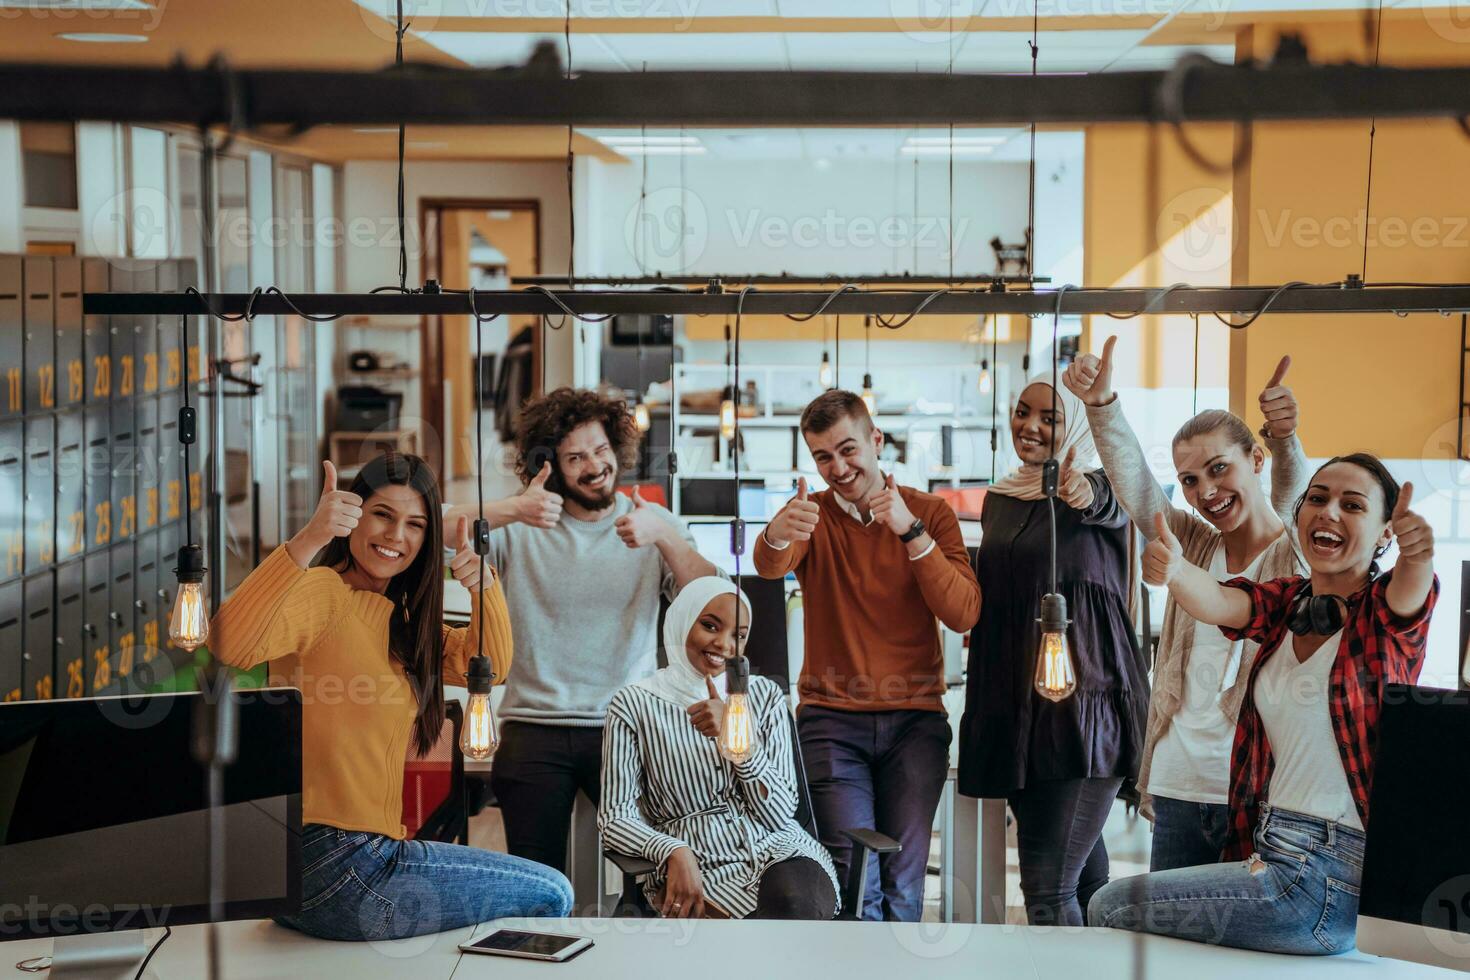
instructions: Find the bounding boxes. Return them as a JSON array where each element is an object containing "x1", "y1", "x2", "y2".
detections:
[{"x1": 751, "y1": 857, "x2": 836, "y2": 920}]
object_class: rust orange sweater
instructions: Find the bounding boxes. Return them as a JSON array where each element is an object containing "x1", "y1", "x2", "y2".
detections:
[
  {"x1": 210, "y1": 544, "x2": 513, "y2": 839},
  {"x1": 754, "y1": 486, "x2": 980, "y2": 713}
]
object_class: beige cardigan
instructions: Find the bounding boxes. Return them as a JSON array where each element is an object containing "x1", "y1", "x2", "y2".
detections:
[{"x1": 1086, "y1": 398, "x2": 1308, "y2": 819}]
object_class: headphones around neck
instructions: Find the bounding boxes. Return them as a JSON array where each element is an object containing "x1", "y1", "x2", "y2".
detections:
[{"x1": 1285, "y1": 561, "x2": 1380, "y2": 636}]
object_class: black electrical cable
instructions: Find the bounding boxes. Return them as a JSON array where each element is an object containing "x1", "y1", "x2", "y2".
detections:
[
  {"x1": 1210, "y1": 280, "x2": 1312, "y2": 329},
  {"x1": 180, "y1": 315, "x2": 193, "y2": 548},
  {"x1": 468, "y1": 288, "x2": 495, "y2": 665},
  {"x1": 565, "y1": 0, "x2": 575, "y2": 290},
  {"x1": 989, "y1": 314, "x2": 999, "y2": 474},
  {"x1": 133, "y1": 925, "x2": 172, "y2": 980},
  {"x1": 1361, "y1": 0, "x2": 1385, "y2": 282},
  {"x1": 1027, "y1": 1, "x2": 1038, "y2": 280},
  {"x1": 1192, "y1": 313, "x2": 1200, "y2": 415},
  {"x1": 1047, "y1": 285, "x2": 1071, "y2": 597},
  {"x1": 263, "y1": 286, "x2": 343, "y2": 322},
  {"x1": 396, "y1": 0, "x2": 408, "y2": 293},
  {"x1": 1102, "y1": 282, "x2": 1191, "y2": 319},
  {"x1": 784, "y1": 284, "x2": 859, "y2": 322}
]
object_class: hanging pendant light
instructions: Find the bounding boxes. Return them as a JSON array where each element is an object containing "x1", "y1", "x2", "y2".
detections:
[
  {"x1": 719, "y1": 398, "x2": 737, "y2": 441},
  {"x1": 169, "y1": 313, "x2": 209, "y2": 653},
  {"x1": 978, "y1": 358, "x2": 993, "y2": 395},
  {"x1": 717, "y1": 656, "x2": 757, "y2": 763},
  {"x1": 1034, "y1": 289, "x2": 1078, "y2": 703},
  {"x1": 460, "y1": 653, "x2": 500, "y2": 760},
  {"x1": 861, "y1": 374, "x2": 877, "y2": 417},
  {"x1": 861, "y1": 315, "x2": 876, "y2": 416},
  {"x1": 819, "y1": 315, "x2": 833, "y2": 389},
  {"x1": 633, "y1": 401, "x2": 652, "y2": 433}
]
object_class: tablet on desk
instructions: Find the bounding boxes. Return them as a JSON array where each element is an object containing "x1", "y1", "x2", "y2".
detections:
[{"x1": 459, "y1": 930, "x2": 593, "y2": 963}]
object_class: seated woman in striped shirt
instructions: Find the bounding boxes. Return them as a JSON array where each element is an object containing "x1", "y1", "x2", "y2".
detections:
[{"x1": 599, "y1": 577, "x2": 839, "y2": 920}]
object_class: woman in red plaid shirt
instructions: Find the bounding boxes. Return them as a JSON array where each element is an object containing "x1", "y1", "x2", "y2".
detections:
[{"x1": 1088, "y1": 452, "x2": 1438, "y2": 955}]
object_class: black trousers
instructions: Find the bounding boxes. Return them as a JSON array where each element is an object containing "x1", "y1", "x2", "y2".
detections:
[
  {"x1": 490, "y1": 721, "x2": 604, "y2": 874},
  {"x1": 1007, "y1": 776, "x2": 1124, "y2": 927},
  {"x1": 751, "y1": 857, "x2": 837, "y2": 921}
]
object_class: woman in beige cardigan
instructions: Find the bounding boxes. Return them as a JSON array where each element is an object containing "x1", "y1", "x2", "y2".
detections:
[{"x1": 1063, "y1": 339, "x2": 1307, "y2": 871}]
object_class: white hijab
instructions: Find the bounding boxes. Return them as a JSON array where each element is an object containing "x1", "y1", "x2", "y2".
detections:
[
  {"x1": 989, "y1": 371, "x2": 1101, "y2": 501},
  {"x1": 635, "y1": 577, "x2": 752, "y2": 707}
]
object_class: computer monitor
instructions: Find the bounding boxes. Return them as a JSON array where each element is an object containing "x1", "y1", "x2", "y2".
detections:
[
  {"x1": 1357, "y1": 685, "x2": 1470, "y2": 971},
  {"x1": 0, "y1": 689, "x2": 302, "y2": 956}
]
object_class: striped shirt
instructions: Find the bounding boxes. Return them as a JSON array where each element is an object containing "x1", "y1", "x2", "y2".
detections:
[{"x1": 599, "y1": 676, "x2": 839, "y2": 919}]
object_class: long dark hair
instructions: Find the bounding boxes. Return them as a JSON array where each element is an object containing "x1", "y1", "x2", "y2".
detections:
[{"x1": 315, "y1": 451, "x2": 445, "y2": 757}]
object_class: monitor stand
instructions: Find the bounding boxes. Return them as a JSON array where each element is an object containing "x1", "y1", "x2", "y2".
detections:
[{"x1": 41, "y1": 931, "x2": 148, "y2": 979}]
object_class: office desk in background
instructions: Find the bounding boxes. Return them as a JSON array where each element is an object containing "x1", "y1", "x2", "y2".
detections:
[{"x1": 27, "y1": 918, "x2": 1452, "y2": 979}]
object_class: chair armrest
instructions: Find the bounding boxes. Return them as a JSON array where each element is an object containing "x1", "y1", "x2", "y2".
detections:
[
  {"x1": 840, "y1": 828, "x2": 902, "y2": 855},
  {"x1": 603, "y1": 849, "x2": 659, "y2": 878}
]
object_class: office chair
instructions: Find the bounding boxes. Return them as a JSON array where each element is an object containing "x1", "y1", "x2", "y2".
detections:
[{"x1": 602, "y1": 706, "x2": 900, "y2": 920}]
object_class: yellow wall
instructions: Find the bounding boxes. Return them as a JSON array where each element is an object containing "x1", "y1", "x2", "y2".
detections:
[
  {"x1": 1231, "y1": 19, "x2": 1470, "y2": 459},
  {"x1": 1083, "y1": 18, "x2": 1470, "y2": 459}
]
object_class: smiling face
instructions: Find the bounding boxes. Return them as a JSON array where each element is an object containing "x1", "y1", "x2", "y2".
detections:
[
  {"x1": 683, "y1": 593, "x2": 750, "y2": 678},
  {"x1": 346, "y1": 483, "x2": 429, "y2": 582},
  {"x1": 556, "y1": 420, "x2": 619, "y2": 512},
  {"x1": 1173, "y1": 431, "x2": 1267, "y2": 533},
  {"x1": 1295, "y1": 462, "x2": 1394, "y2": 578},
  {"x1": 804, "y1": 413, "x2": 884, "y2": 504},
  {"x1": 1011, "y1": 383, "x2": 1066, "y2": 464}
]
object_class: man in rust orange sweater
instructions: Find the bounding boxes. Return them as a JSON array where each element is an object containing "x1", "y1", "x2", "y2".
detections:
[{"x1": 754, "y1": 390, "x2": 980, "y2": 921}]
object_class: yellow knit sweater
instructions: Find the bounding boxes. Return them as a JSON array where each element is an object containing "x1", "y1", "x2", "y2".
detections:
[{"x1": 210, "y1": 544, "x2": 513, "y2": 839}]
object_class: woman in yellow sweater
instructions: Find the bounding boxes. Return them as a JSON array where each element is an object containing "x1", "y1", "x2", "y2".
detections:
[{"x1": 211, "y1": 451, "x2": 573, "y2": 941}]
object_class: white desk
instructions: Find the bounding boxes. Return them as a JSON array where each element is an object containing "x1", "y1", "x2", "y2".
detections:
[{"x1": 7, "y1": 919, "x2": 1457, "y2": 979}]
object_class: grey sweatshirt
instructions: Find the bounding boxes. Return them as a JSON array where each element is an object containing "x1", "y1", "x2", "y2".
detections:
[
  {"x1": 486, "y1": 493, "x2": 698, "y2": 726},
  {"x1": 1086, "y1": 397, "x2": 1308, "y2": 818}
]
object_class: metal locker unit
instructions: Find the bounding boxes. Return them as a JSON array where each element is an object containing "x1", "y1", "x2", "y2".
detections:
[
  {"x1": 158, "y1": 265, "x2": 182, "y2": 392},
  {"x1": 83, "y1": 405, "x2": 112, "y2": 554},
  {"x1": 134, "y1": 263, "x2": 159, "y2": 397},
  {"x1": 23, "y1": 257, "x2": 56, "y2": 414},
  {"x1": 0, "y1": 420, "x2": 22, "y2": 582},
  {"x1": 56, "y1": 257, "x2": 83, "y2": 408},
  {"x1": 159, "y1": 392, "x2": 181, "y2": 526},
  {"x1": 55, "y1": 409, "x2": 85, "y2": 562},
  {"x1": 80, "y1": 550, "x2": 108, "y2": 697},
  {"x1": 110, "y1": 400, "x2": 136, "y2": 544},
  {"x1": 83, "y1": 259, "x2": 111, "y2": 403},
  {"x1": 54, "y1": 559, "x2": 83, "y2": 701},
  {"x1": 112, "y1": 265, "x2": 137, "y2": 400},
  {"x1": 133, "y1": 531, "x2": 162, "y2": 673},
  {"x1": 106, "y1": 539, "x2": 136, "y2": 693},
  {"x1": 23, "y1": 415, "x2": 55, "y2": 576},
  {"x1": 22, "y1": 572, "x2": 54, "y2": 701},
  {"x1": 0, "y1": 257, "x2": 20, "y2": 419},
  {"x1": 137, "y1": 397, "x2": 161, "y2": 534},
  {"x1": 0, "y1": 580, "x2": 20, "y2": 703}
]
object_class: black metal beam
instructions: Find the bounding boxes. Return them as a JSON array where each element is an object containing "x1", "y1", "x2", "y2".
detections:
[
  {"x1": 84, "y1": 286, "x2": 1470, "y2": 318},
  {"x1": 8, "y1": 56, "x2": 1470, "y2": 128},
  {"x1": 513, "y1": 274, "x2": 1051, "y2": 286}
]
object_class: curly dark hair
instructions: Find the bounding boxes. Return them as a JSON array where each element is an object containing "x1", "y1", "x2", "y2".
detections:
[{"x1": 514, "y1": 386, "x2": 642, "y2": 491}]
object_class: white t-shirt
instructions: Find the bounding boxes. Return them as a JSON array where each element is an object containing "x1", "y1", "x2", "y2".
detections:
[
  {"x1": 1144, "y1": 548, "x2": 1265, "y2": 804},
  {"x1": 1254, "y1": 628, "x2": 1364, "y2": 830}
]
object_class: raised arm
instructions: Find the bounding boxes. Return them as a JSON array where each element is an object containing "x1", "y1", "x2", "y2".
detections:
[
  {"x1": 441, "y1": 516, "x2": 513, "y2": 687},
  {"x1": 1067, "y1": 337, "x2": 1205, "y2": 543},
  {"x1": 753, "y1": 479, "x2": 818, "y2": 578},
  {"x1": 443, "y1": 461, "x2": 564, "y2": 531},
  {"x1": 1257, "y1": 356, "x2": 1311, "y2": 520},
  {"x1": 898, "y1": 495, "x2": 980, "y2": 633},
  {"x1": 1144, "y1": 513, "x2": 1251, "y2": 629},
  {"x1": 1386, "y1": 483, "x2": 1436, "y2": 620}
]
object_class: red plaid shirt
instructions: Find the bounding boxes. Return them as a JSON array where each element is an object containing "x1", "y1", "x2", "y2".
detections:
[{"x1": 1219, "y1": 569, "x2": 1438, "y2": 861}]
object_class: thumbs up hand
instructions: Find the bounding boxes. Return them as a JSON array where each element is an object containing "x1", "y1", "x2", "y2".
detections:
[
  {"x1": 765, "y1": 477, "x2": 822, "y2": 547},
  {"x1": 301, "y1": 460, "x2": 364, "y2": 550},
  {"x1": 1390, "y1": 481, "x2": 1434, "y2": 566},
  {"x1": 615, "y1": 486, "x2": 668, "y2": 550},
  {"x1": 1058, "y1": 446, "x2": 1095, "y2": 512},
  {"x1": 869, "y1": 473, "x2": 917, "y2": 536},
  {"x1": 1143, "y1": 512, "x2": 1185, "y2": 587},
  {"x1": 1258, "y1": 355, "x2": 1298, "y2": 440},
  {"x1": 448, "y1": 514, "x2": 492, "y2": 592},
  {"x1": 1062, "y1": 335, "x2": 1118, "y2": 408},
  {"x1": 515, "y1": 461, "x2": 564, "y2": 529},
  {"x1": 685, "y1": 675, "x2": 726, "y2": 739}
]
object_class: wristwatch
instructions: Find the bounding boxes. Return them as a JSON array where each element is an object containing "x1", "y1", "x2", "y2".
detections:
[{"x1": 898, "y1": 518, "x2": 927, "y2": 544}]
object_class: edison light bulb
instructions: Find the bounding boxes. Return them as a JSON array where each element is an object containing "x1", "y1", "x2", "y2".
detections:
[
  {"x1": 717, "y1": 657, "x2": 758, "y2": 764},
  {"x1": 634, "y1": 401, "x2": 652, "y2": 433},
  {"x1": 461, "y1": 655, "x2": 499, "y2": 761},
  {"x1": 719, "y1": 398, "x2": 737, "y2": 441},
  {"x1": 819, "y1": 352, "x2": 833, "y2": 389},
  {"x1": 978, "y1": 360, "x2": 993, "y2": 395},
  {"x1": 1034, "y1": 593, "x2": 1077, "y2": 702},
  {"x1": 861, "y1": 373, "x2": 876, "y2": 417},
  {"x1": 169, "y1": 545, "x2": 209, "y2": 652}
]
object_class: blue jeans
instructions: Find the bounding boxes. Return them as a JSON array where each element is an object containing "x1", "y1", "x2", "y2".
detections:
[
  {"x1": 275, "y1": 824, "x2": 574, "y2": 941},
  {"x1": 1149, "y1": 795, "x2": 1231, "y2": 872},
  {"x1": 1088, "y1": 806, "x2": 1365, "y2": 955},
  {"x1": 797, "y1": 705, "x2": 951, "y2": 922},
  {"x1": 1009, "y1": 776, "x2": 1123, "y2": 926}
]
